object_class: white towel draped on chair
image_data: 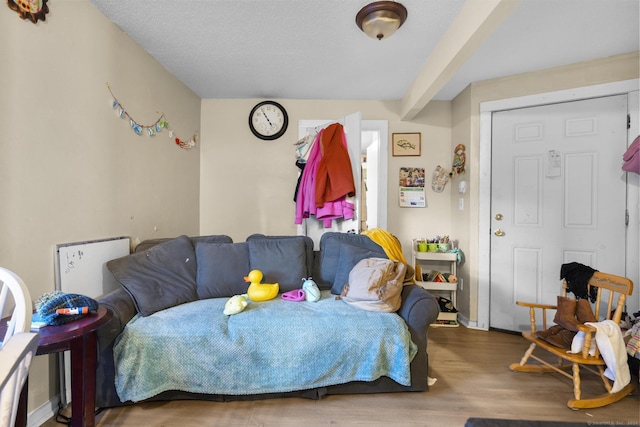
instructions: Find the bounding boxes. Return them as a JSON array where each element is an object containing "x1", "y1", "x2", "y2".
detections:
[{"x1": 584, "y1": 320, "x2": 631, "y2": 393}]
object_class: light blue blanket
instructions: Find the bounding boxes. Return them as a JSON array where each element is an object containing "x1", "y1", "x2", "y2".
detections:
[{"x1": 114, "y1": 291, "x2": 417, "y2": 402}]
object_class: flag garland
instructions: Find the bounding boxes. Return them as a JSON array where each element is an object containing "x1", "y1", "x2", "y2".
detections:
[{"x1": 106, "y1": 83, "x2": 197, "y2": 150}]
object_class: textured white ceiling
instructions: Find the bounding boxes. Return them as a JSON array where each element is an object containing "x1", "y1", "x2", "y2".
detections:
[{"x1": 89, "y1": 0, "x2": 639, "y2": 102}]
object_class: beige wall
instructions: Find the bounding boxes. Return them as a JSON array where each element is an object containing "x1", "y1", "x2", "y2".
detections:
[
  {"x1": 200, "y1": 99, "x2": 455, "y2": 261},
  {"x1": 452, "y1": 51, "x2": 640, "y2": 325},
  {"x1": 1, "y1": 0, "x2": 201, "y2": 414},
  {"x1": 450, "y1": 85, "x2": 473, "y2": 319}
]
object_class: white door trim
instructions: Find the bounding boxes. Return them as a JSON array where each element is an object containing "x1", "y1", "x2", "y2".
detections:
[
  {"x1": 477, "y1": 78, "x2": 640, "y2": 331},
  {"x1": 362, "y1": 120, "x2": 389, "y2": 230}
]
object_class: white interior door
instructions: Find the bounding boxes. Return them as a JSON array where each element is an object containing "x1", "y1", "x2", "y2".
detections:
[{"x1": 489, "y1": 95, "x2": 628, "y2": 331}]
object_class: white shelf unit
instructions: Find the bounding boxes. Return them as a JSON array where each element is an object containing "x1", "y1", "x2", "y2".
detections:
[{"x1": 411, "y1": 242, "x2": 458, "y2": 327}]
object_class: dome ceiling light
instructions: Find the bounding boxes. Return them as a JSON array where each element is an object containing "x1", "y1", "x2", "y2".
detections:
[{"x1": 356, "y1": 1, "x2": 408, "y2": 41}]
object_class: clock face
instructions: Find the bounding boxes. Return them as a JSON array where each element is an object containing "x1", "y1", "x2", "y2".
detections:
[{"x1": 249, "y1": 101, "x2": 288, "y2": 140}]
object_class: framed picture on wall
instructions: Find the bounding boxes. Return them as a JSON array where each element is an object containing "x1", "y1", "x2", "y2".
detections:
[{"x1": 392, "y1": 133, "x2": 421, "y2": 156}]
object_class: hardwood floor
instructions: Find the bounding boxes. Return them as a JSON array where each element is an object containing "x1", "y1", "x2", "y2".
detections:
[{"x1": 43, "y1": 326, "x2": 639, "y2": 427}]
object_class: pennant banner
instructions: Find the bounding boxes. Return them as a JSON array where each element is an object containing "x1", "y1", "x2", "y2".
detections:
[{"x1": 106, "y1": 83, "x2": 197, "y2": 150}]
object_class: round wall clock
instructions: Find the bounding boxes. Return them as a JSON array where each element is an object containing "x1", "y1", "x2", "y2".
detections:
[{"x1": 249, "y1": 101, "x2": 288, "y2": 140}]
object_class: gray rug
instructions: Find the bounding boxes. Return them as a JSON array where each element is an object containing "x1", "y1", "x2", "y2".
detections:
[{"x1": 465, "y1": 418, "x2": 639, "y2": 427}]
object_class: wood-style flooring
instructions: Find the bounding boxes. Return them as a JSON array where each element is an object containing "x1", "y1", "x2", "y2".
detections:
[{"x1": 42, "y1": 325, "x2": 639, "y2": 427}]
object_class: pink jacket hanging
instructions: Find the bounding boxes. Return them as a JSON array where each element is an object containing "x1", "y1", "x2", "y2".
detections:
[
  {"x1": 622, "y1": 135, "x2": 639, "y2": 175},
  {"x1": 295, "y1": 130, "x2": 323, "y2": 225}
]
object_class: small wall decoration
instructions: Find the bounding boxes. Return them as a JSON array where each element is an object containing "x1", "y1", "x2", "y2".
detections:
[
  {"x1": 106, "y1": 83, "x2": 197, "y2": 150},
  {"x1": 399, "y1": 167, "x2": 426, "y2": 207},
  {"x1": 431, "y1": 165, "x2": 449, "y2": 193},
  {"x1": 449, "y1": 143, "x2": 466, "y2": 176},
  {"x1": 392, "y1": 133, "x2": 421, "y2": 156},
  {"x1": 7, "y1": 0, "x2": 49, "y2": 23}
]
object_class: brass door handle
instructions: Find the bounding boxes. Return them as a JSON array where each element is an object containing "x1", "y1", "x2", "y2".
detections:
[{"x1": 494, "y1": 228, "x2": 505, "y2": 237}]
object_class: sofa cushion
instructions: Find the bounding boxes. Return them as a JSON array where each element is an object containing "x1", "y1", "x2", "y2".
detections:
[
  {"x1": 247, "y1": 236, "x2": 309, "y2": 292},
  {"x1": 195, "y1": 242, "x2": 250, "y2": 299},
  {"x1": 247, "y1": 234, "x2": 315, "y2": 275},
  {"x1": 107, "y1": 235, "x2": 197, "y2": 316},
  {"x1": 331, "y1": 243, "x2": 387, "y2": 295},
  {"x1": 313, "y1": 232, "x2": 386, "y2": 289}
]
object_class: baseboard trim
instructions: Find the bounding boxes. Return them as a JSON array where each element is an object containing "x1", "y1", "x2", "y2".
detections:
[
  {"x1": 457, "y1": 314, "x2": 488, "y2": 331},
  {"x1": 28, "y1": 395, "x2": 60, "y2": 427}
]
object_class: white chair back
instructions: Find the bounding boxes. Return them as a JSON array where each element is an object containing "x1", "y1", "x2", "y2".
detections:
[
  {"x1": 0, "y1": 267, "x2": 33, "y2": 346},
  {"x1": 0, "y1": 267, "x2": 38, "y2": 427},
  {"x1": 0, "y1": 333, "x2": 38, "y2": 427}
]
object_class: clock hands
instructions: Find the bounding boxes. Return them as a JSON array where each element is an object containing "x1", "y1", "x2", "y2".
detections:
[{"x1": 261, "y1": 111, "x2": 274, "y2": 128}]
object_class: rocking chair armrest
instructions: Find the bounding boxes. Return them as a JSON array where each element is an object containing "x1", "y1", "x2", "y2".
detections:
[
  {"x1": 575, "y1": 323, "x2": 598, "y2": 358},
  {"x1": 577, "y1": 323, "x2": 597, "y2": 333},
  {"x1": 515, "y1": 301, "x2": 557, "y2": 310},
  {"x1": 515, "y1": 301, "x2": 557, "y2": 332}
]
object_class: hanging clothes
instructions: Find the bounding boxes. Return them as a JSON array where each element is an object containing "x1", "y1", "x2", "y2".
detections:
[
  {"x1": 295, "y1": 131, "x2": 315, "y2": 162},
  {"x1": 560, "y1": 262, "x2": 598, "y2": 302},
  {"x1": 294, "y1": 125, "x2": 356, "y2": 228},
  {"x1": 622, "y1": 135, "x2": 639, "y2": 175},
  {"x1": 315, "y1": 123, "x2": 356, "y2": 208},
  {"x1": 295, "y1": 129, "x2": 323, "y2": 225},
  {"x1": 293, "y1": 159, "x2": 306, "y2": 202},
  {"x1": 293, "y1": 130, "x2": 317, "y2": 202},
  {"x1": 316, "y1": 197, "x2": 354, "y2": 226}
]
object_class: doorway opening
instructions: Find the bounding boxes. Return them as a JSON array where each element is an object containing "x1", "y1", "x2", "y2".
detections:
[{"x1": 361, "y1": 121, "x2": 388, "y2": 231}]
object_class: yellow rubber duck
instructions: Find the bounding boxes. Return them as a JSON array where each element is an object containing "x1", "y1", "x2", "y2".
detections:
[{"x1": 244, "y1": 270, "x2": 279, "y2": 301}]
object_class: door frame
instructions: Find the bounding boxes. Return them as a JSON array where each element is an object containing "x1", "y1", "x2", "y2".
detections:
[
  {"x1": 361, "y1": 120, "x2": 389, "y2": 230},
  {"x1": 476, "y1": 78, "x2": 639, "y2": 331}
]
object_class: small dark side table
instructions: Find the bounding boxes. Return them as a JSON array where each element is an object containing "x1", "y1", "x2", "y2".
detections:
[{"x1": 6, "y1": 306, "x2": 113, "y2": 427}]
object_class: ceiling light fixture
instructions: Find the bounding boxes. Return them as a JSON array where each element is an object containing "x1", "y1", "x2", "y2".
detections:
[{"x1": 356, "y1": 1, "x2": 408, "y2": 41}]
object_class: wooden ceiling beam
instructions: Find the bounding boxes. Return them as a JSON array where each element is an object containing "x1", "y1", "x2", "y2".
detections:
[{"x1": 400, "y1": 0, "x2": 520, "y2": 120}]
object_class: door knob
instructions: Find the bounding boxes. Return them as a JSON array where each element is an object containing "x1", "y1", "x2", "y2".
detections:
[{"x1": 494, "y1": 228, "x2": 505, "y2": 237}]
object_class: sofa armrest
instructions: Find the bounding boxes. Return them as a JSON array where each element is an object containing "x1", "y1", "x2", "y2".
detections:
[
  {"x1": 398, "y1": 284, "x2": 439, "y2": 341},
  {"x1": 99, "y1": 287, "x2": 138, "y2": 338},
  {"x1": 96, "y1": 287, "x2": 138, "y2": 407},
  {"x1": 396, "y1": 284, "x2": 440, "y2": 390}
]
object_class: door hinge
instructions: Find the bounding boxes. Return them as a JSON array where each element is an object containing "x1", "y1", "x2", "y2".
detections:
[
  {"x1": 626, "y1": 209, "x2": 630, "y2": 226},
  {"x1": 628, "y1": 114, "x2": 631, "y2": 129}
]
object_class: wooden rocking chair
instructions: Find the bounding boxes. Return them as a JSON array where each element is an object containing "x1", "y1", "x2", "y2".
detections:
[{"x1": 509, "y1": 271, "x2": 635, "y2": 409}]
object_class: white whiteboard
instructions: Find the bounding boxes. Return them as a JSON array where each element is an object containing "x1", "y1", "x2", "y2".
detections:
[
  {"x1": 55, "y1": 236, "x2": 130, "y2": 298},
  {"x1": 54, "y1": 236, "x2": 130, "y2": 406}
]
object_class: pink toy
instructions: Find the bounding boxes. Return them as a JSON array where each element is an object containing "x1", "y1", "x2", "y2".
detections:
[{"x1": 281, "y1": 289, "x2": 306, "y2": 302}]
